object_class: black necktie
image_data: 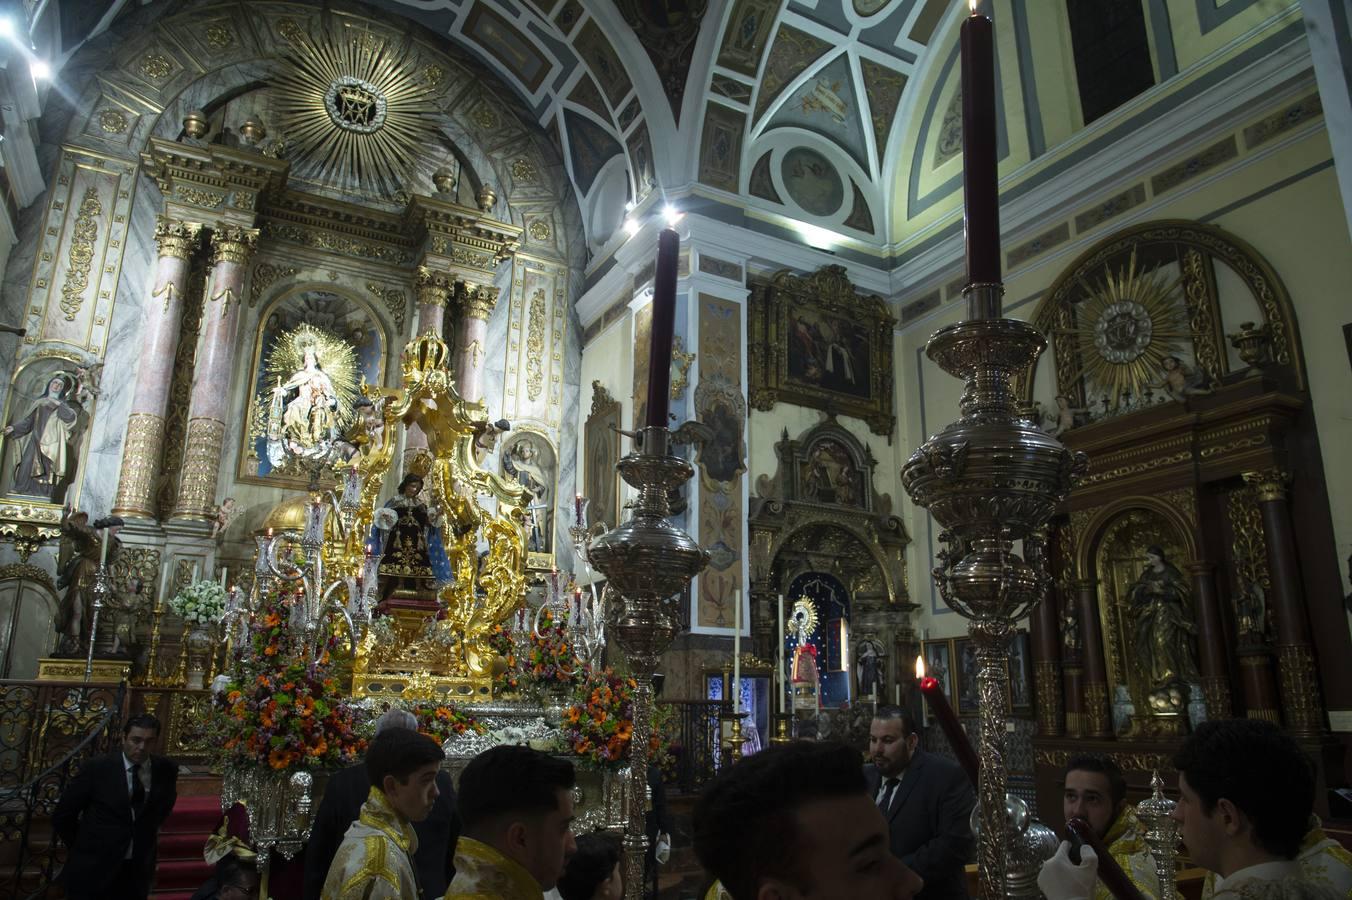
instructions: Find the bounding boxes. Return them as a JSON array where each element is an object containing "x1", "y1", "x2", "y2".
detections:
[
  {"x1": 130, "y1": 763, "x2": 145, "y2": 811},
  {"x1": 878, "y1": 777, "x2": 900, "y2": 814}
]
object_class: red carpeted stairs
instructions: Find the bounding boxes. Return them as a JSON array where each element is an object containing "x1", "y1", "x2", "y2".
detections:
[{"x1": 152, "y1": 792, "x2": 220, "y2": 900}]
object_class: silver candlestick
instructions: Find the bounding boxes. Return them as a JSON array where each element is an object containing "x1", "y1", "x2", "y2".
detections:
[
  {"x1": 902, "y1": 292, "x2": 1086, "y2": 900},
  {"x1": 1136, "y1": 771, "x2": 1180, "y2": 900},
  {"x1": 84, "y1": 566, "x2": 112, "y2": 684},
  {"x1": 586, "y1": 425, "x2": 709, "y2": 900}
]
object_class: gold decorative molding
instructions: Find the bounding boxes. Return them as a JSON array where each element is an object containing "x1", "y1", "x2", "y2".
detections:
[
  {"x1": 1226, "y1": 484, "x2": 1271, "y2": 640},
  {"x1": 249, "y1": 261, "x2": 297, "y2": 306},
  {"x1": 209, "y1": 225, "x2": 258, "y2": 266},
  {"x1": 59, "y1": 186, "x2": 103, "y2": 322},
  {"x1": 1033, "y1": 659, "x2": 1063, "y2": 736},
  {"x1": 98, "y1": 109, "x2": 129, "y2": 133},
  {"x1": 154, "y1": 217, "x2": 202, "y2": 261},
  {"x1": 172, "y1": 417, "x2": 226, "y2": 519},
  {"x1": 671, "y1": 335, "x2": 695, "y2": 401},
  {"x1": 414, "y1": 266, "x2": 452, "y2": 308},
  {"x1": 526, "y1": 287, "x2": 546, "y2": 401},
  {"x1": 368, "y1": 282, "x2": 409, "y2": 330},
  {"x1": 462, "y1": 284, "x2": 499, "y2": 321},
  {"x1": 1034, "y1": 747, "x2": 1176, "y2": 773},
  {"x1": 0, "y1": 503, "x2": 63, "y2": 562},
  {"x1": 1243, "y1": 468, "x2": 1289, "y2": 503},
  {"x1": 37, "y1": 658, "x2": 130, "y2": 683},
  {"x1": 1276, "y1": 643, "x2": 1324, "y2": 736},
  {"x1": 1182, "y1": 248, "x2": 1224, "y2": 383},
  {"x1": 0, "y1": 563, "x2": 56, "y2": 592},
  {"x1": 113, "y1": 413, "x2": 166, "y2": 517},
  {"x1": 177, "y1": 186, "x2": 224, "y2": 208},
  {"x1": 1083, "y1": 681, "x2": 1110, "y2": 737},
  {"x1": 1201, "y1": 675, "x2": 1232, "y2": 719}
]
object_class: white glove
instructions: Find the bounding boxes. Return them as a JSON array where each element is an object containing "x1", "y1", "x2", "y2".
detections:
[
  {"x1": 655, "y1": 832, "x2": 671, "y2": 865},
  {"x1": 1037, "y1": 840, "x2": 1099, "y2": 900}
]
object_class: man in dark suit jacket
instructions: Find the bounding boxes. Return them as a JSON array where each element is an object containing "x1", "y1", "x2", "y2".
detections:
[
  {"x1": 864, "y1": 707, "x2": 974, "y2": 900},
  {"x1": 302, "y1": 709, "x2": 461, "y2": 900},
  {"x1": 53, "y1": 713, "x2": 180, "y2": 900}
]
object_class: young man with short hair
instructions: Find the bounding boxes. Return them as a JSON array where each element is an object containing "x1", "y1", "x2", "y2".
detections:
[
  {"x1": 1056, "y1": 754, "x2": 1159, "y2": 900},
  {"x1": 321, "y1": 727, "x2": 445, "y2": 900},
  {"x1": 53, "y1": 713, "x2": 179, "y2": 900},
  {"x1": 446, "y1": 745, "x2": 578, "y2": 900},
  {"x1": 693, "y1": 739, "x2": 924, "y2": 900}
]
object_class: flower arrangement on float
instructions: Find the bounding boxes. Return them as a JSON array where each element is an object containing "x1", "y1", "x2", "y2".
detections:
[
  {"x1": 487, "y1": 606, "x2": 582, "y2": 696},
  {"x1": 211, "y1": 583, "x2": 366, "y2": 773},
  {"x1": 411, "y1": 704, "x2": 485, "y2": 743},
  {"x1": 169, "y1": 580, "x2": 228, "y2": 627}
]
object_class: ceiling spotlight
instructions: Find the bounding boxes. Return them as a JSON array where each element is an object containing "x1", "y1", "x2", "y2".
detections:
[
  {"x1": 30, "y1": 60, "x2": 49, "y2": 81},
  {"x1": 624, "y1": 199, "x2": 636, "y2": 212},
  {"x1": 662, "y1": 204, "x2": 682, "y2": 226},
  {"x1": 623, "y1": 217, "x2": 640, "y2": 237}
]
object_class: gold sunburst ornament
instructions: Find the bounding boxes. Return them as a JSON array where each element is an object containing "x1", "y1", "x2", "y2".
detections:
[
  {"x1": 788, "y1": 596, "x2": 819, "y2": 644},
  {"x1": 1066, "y1": 249, "x2": 1189, "y2": 410},
  {"x1": 273, "y1": 20, "x2": 439, "y2": 197},
  {"x1": 254, "y1": 324, "x2": 362, "y2": 470}
]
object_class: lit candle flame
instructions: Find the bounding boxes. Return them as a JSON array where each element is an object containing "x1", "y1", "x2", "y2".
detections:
[
  {"x1": 915, "y1": 654, "x2": 926, "y2": 679},
  {"x1": 969, "y1": 0, "x2": 977, "y2": 12}
]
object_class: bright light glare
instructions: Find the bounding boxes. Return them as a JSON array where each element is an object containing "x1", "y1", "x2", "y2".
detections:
[
  {"x1": 623, "y1": 217, "x2": 640, "y2": 237},
  {"x1": 662, "y1": 204, "x2": 682, "y2": 226},
  {"x1": 0, "y1": 19, "x2": 14, "y2": 39},
  {"x1": 30, "y1": 60, "x2": 49, "y2": 81},
  {"x1": 795, "y1": 222, "x2": 838, "y2": 249}
]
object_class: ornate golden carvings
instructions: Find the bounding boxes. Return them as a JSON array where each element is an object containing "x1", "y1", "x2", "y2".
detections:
[
  {"x1": 173, "y1": 417, "x2": 226, "y2": 519},
  {"x1": 670, "y1": 335, "x2": 695, "y2": 400},
  {"x1": 511, "y1": 158, "x2": 538, "y2": 182},
  {"x1": 414, "y1": 267, "x2": 452, "y2": 310},
  {"x1": 1243, "y1": 468, "x2": 1289, "y2": 503},
  {"x1": 526, "y1": 288, "x2": 546, "y2": 401},
  {"x1": 59, "y1": 187, "x2": 103, "y2": 321},
  {"x1": 1276, "y1": 644, "x2": 1324, "y2": 736},
  {"x1": 154, "y1": 217, "x2": 202, "y2": 261},
  {"x1": 1201, "y1": 675, "x2": 1232, "y2": 719},
  {"x1": 1182, "y1": 249, "x2": 1224, "y2": 383},
  {"x1": 1034, "y1": 747, "x2": 1176, "y2": 773},
  {"x1": 261, "y1": 221, "x2": 412, "y2": 265},
  {"x1": 0, "y1": 563, "x2": 56, "y2": 592},
  {"x1": 463, "y1": 285, "x2": 499, "y2": 321},
  {"x1": 177, "y1": 187, "x2": 224, "y2": 208},
  {"x1": 1084, "y1": 681, "x2": 1110, "y2": 737},
  {"x1": 98, "y1": 110, "x2": 129, "y2": 133},
  {"x1": 368, "y1": 282, "x2": 408, "y2": 330},
  {"x1": 113, "y1": 413, "x2": 165, "y2": 517},
  {"x1": 249, "y1": 261, "x2": 297, "y2": 306},
  {"x1": 204, "y1": 23, "x2": 235, "y2": 51},
  {"x1": 1226, "y1": 484, "x2": 1271, "y2": 639},
  {"x1": 209, "y1": 225, "x2": 258, "y2": 266},
  {"x1": 139, "y1": 52, "x2": 174, "y2": 81},
  {"x1": 1034, "y1": 659, "x2": 1063, "y2": 736},
  {"x1": 528, "y1": 220, "x2": 551, "y2": 241}
]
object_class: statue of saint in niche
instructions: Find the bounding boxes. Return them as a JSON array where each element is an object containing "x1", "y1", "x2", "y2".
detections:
[
  {"x1": 502, "y1": 433, "x2": 555, "y2": 555},
  {"x1": 1127, "y1": 545, "x2": 1201, "y2": 715},
  {"x1": 256, "y1": 324, "x2": 360, "y2": 472},
  {"x1": 3, "y1": 371, "x2": 85, "y2": 502}
]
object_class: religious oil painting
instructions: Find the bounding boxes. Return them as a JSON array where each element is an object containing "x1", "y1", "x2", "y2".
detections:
[
  {"x1": 954, "y1": 637, "x2": 979, "y2": 715},
  {"x1": 0, "y1": 358, "x2": 95, "y2": 506},
  {"x1": 921, "y1": 639, "x2": 954, "y2": 721},
  {"x1": 797, "y1": 437, "x2": 863, "y2": 507},
  {"x1": 780, "y1": 146, "x2": 845, "y2": 217},
  {"x1": 749, "y1": 265, "x2": 896, "y2": 436},
  {"x1": 242, "y1": 290, "x2": 385, "y2": 486}
]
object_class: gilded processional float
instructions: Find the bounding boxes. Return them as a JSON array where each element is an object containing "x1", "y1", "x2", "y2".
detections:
[{"x1": 208, "y1": 327, "x2": 693, "y2": 900}]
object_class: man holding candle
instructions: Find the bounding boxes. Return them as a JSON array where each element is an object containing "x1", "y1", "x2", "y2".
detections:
[
  {"x1": 1044, "y1": 755, "x2": 1158, "y2": 900},
  {"x1": 865, "y1": 708, "x2": 975, "y2": 900}
]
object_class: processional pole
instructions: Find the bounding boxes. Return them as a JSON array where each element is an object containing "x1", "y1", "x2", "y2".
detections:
[
  {"x1": 587, "y1": 227, "x2": 710, "y2": 900},
  {"x1": 900, "y1": 3, "x2": 1086, "y2": 898}
]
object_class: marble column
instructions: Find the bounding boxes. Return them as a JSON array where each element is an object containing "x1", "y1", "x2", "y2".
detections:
[
  {"x1": 1074, "y1": 578, "x2": 1112, "y2": 737},
  {"x1": 403, "y1": 268, "x2": 453, "y2": 467},
  {"x1": 456, "y1": 282, "x2": 499, "y2": 405},
  {"x1": 1031, "y1": 582, "x2": 1063, "y2": 736},
  {"x1": 170, "y1": 225, "x2": 257, "y2": 521},
  {"x1": 1185, "y1": 560, "x2": 1233, "y2": 718},
  {"x1": 1243, "y1": 469, "x2": 1325, "y2": 736},
  {"x1": 113, "y1": 217, "x2": 202, "y2": 518}
]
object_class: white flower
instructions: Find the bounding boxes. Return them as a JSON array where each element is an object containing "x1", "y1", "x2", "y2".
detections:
[
  {"x1": 168, "y1": 580, "x2": 228, "y2": 627},
  {"x1": 373, "y1": 508, "x2": 397, "y2": 530}
]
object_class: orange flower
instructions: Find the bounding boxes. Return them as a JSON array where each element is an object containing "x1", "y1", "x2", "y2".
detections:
[{"x1": 262, "y1": 612, "x2": 281, "y2": 627}]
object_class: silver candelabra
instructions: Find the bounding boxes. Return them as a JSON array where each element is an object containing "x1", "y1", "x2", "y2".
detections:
[{"x1": 586, "y1": 426, "x2": 709, "y2": 900}]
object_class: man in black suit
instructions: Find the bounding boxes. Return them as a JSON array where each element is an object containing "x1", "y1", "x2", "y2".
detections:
[
  {"x1": 53, "y1": 713, "x2": 180, "y2": 900},
  {"x1": 302, "y1": 709, "x2": 461, "y2": 900},
  {"x1": 864, "y1": 707, "x2": 974, "y2": 900}
]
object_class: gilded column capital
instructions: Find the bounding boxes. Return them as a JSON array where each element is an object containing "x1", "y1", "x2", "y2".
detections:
[
  {"x1": 415, "y1": 266, "x2": 453, "y2": 307},
  {"x1": 154, "y1": 217, "x2": 203, "y2": 260},
  {"x1": 209, "y1": 225, "x2": 259, "y2": 266},
  {"x1": 461, "y1": 283, "x2": 500, "y2": 320},
  {"x1": 1242, "y1": 468, "x2": 1290, "y2": 503}
]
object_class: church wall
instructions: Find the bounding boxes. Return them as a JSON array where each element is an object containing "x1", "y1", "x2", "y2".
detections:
[{"x1": 896, "y1": 107, "x2": 1352, "y2": 714}]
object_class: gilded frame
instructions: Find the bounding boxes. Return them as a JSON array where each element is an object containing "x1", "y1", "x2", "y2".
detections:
[
  {"x1": 584, "y1": 381, "x2": 623, "y2": 533},
  {"x1": 748, "y1": 265, "x2": 895, "y2": 437}
]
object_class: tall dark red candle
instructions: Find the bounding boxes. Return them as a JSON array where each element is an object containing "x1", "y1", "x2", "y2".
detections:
[
  {"x1": 1067, "y1": 818, "x2": 1147, "y2": 900},
  {"x1": 645, "y1": 228, "x2": 680, "y2": 428},
  {"x1": 960, "y1": 6, "x2": 1001, "y2": 298},
  {"x1": 919, "y1": 676, "x2": 979, "y2": 787}
]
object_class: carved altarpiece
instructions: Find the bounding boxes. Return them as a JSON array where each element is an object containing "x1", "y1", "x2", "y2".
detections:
[
  {"x1": 1024, "y1": 221, "x2": 1349, "y2": 823},
  {"x1": 748, "y1": 420, "x2": 912, "y2": 720}
]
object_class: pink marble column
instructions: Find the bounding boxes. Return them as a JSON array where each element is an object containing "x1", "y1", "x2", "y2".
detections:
[
  {"x1": 171, "y1": 225, "x2": 257, "y2": 521},
  {"x1": 113, "y1": 217, "x2": 202, "y2": 517},
  {"x1": 456, "y1": 282, "x2": 499, "y2": 405},
  {"x1": 403, "y1": 268, "x2": 453, "y2": 469}
]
